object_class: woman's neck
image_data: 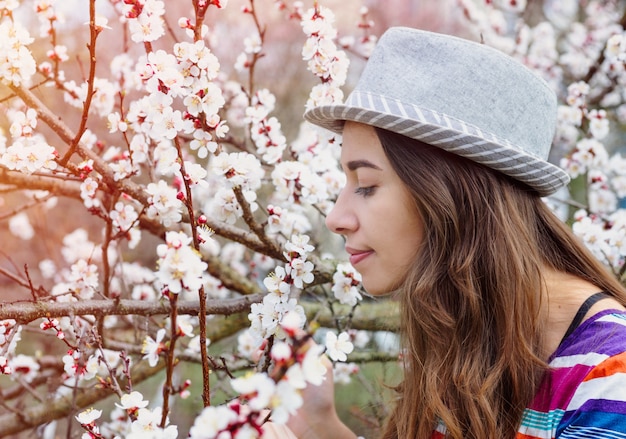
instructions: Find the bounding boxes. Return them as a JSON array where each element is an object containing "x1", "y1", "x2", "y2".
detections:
[{"x1": 541, "y1": 267, "x2": 625, "y2": 357}]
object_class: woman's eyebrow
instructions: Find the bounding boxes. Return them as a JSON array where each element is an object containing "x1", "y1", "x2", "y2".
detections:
[{"x1": 346, "y1": 160, "x2": 383, "y2": 171}]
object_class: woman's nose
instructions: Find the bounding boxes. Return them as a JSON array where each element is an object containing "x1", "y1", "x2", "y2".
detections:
[{"x1": 325, "y1": 190, "x2": 357, "y2": 235}]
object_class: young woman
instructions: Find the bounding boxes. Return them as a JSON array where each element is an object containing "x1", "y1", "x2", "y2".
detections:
[{"x1": 266, "y1": 27, "x2": 626, "y2": 438}]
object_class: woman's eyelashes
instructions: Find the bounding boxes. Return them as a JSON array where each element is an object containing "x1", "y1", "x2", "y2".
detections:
[{"x1": 355, "y1": 185, "x2": 377, "y2": 197}]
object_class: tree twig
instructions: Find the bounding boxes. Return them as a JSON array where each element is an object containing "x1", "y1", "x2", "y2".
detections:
[
  {"x1": 233, "y1": 186, "x2": 282, "y2": 256},
  {"x1": 160, "y1": 293, "x2": 178, "y2": 427},
  {"x1": 59, "y1": 0, "x2": 99, "y2": 166},
  {"x1": 0, "y1": 295, "x2": 264, "y2": 324}
]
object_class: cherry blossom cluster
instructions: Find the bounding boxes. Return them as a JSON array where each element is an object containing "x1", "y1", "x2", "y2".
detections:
[
  {"x1": 331, "y1": 262, "x2": 363, "y2": 306},
  {"x1": 325, "y1": 330, "x2": 354, "y2": 362},
  {"x1": 190, "y1": 316, "x2": 327, "y2": 438},
  {"x1": 300, "y1": 4, "x2": 349, "y2": 109},
  {"x1": 141, "y1": 316, "x2": 198, "y2": 369},
  {"x1": 0, "y1": 0, "x2": 18, "y2": 15},
  {"x1": 205, "y1": 151, "x2": 263, "y2": 225},
  {"x1": 233, "y1": 17, "x2": 262, "y2": 74},
  {"x1": 187, "y1": 313, "x2": 358, "y2": 438},
  {"x1": 38, "y1": 226, "x2": 157, "y2": 313},
  {"x1": 156, "y1": 230, "x2": 208, "y2": 297},
  {"x1": 75, "y1": 407, "x2": 103, "y2": 438},
  {"x1": 246, "y1": 234, "x2": 314, "y2": 348},
  {"x1": 268, "y1": 122, "x2": 345, "y2": 215},
  {"x1": 33, "y1": 0, "x2": 62, "y2": 38},
  {"x1": 40, "y1": 256, "x2": 101, "y2": 302},
  {"x1": 76, "y1": 391, "x2": 178, "y2": 438},
  {"x1": 0, "y1": 19, "x2": 36, "y2": 86},
  {"x1": 0, "y1": 106, "x2": 57, "y2": 175},
  {"x1": 246, "y1": 89, "x2": 288, "y2": 165},
  {"x1": 549, "y1": 33, "x2": 626, "y2": 274},
  {"x1": 146, "y1": 180, "x2": 185, "y2": 227},
  {"x1": 558, "y1": 81, "x2": 618, "y2": 214},
  {"x1": 58, "y1": 336, "x2": 125, "y2": 386},
  {"x1": 571, "y1": 208, "x2": 626, "y2": 273},
  {"x1": 109, "y1": 200, "x2": 142, "y2": 248},
  {"x1": 118, "y1": 0, "x2": 166, "y2": 43},
  {"x1": 458, "y1": 1, "x2": 622, "y2": 90},
  {"x1": 40, "y1": 317, "x2": 66, "y2": 340}
]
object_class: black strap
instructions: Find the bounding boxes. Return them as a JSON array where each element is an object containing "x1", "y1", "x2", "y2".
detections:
[{"x1": 559, "y1": 291, "x2": 609, "y2": 345}]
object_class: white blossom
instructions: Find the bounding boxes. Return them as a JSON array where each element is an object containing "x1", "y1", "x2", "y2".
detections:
[
  {"x1": 116, "y1": 391, "x2": 149, "y2": 411},
  {"x1": 8, "y1": 212, "x2": 34, "y2": 240},
  {"x1": 189, "y1": 404, "x2": 238, "y2": 439},
  {"x1": 76, "y1": 408, "x2": 102, "y2": 425},
  {"x1": 156, "y1": 231, "x2": 207, "y2": 295},
  {"x1": 325, "y1": 331, "x2": 354, "y2": 362},
  {"x1": 146, "y1": 180, "x2": 183, "y2": 227},
  {"x1": 142, "y1": 328, "x2": 166, "y2": 367},
  {"x1": 331, "y1": 263, "x2": 363, "y2": 306}
]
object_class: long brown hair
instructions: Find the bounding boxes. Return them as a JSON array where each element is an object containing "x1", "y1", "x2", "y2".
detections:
[{"x1": 375, "y1": 127, "x2": 626, "y2": 439}]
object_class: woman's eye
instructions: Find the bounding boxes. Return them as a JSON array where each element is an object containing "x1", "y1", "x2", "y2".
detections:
[{"x1": 355, "y1": 186, "x2": 376, "y2": 197}]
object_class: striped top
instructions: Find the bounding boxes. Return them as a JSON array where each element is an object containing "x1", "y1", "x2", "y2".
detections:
[
  {"x1": 517, "y1": 309, "x2": 626, "y2": 438},
  {"x1": 432, "y1": 309, "x2": 626, "y2": 438}
]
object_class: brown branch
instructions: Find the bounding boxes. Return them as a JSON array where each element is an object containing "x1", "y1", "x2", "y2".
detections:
[
  {"x1": 0, "y1": 296, "x2": 396, "y2": 338},
  {"x1": 233, "y1": 186, "x2": 282, "y2": 257},
  {"x1": 192, "y1": 0, "x2": 209, "y2": 43},
  {"x1": 0, "y1": 167, "x2": 82, "y2": 199},
  {"x1": 0, "y1": 267, "x2": 31, "y2": 291},
  {"x1": 245, "y1": 0, "x2": 267, "y2": 100},
  {"x1": 199, "y1": 289, "x2": 211, "y2": 407},
  {"x1": 59, "y1": 0, "x2": 99, "y2": 166},
  {"x1": 172, "y1": 137, "x2": 213, "y2": 408},
  {"x1": 205, "y1": 218, "x2": 284, "y2": 261},
  {"x1": 161, "y1": 294, "x2": 178, "y2": 427},
  {"x1": 346, "y1": 351, "x2": 400, "y2": 364},
  {"x1": 0, "y1": 295, "x2": 264, "y2": 324},
  {"x1": 2, "y1": 368, "x2": 62, "y2": 402},
  {"x1": 304, "y1": 300, "x2": 399, "y2": 332}
]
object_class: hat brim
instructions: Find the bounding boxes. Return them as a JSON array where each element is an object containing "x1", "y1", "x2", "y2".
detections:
[{"x1": 304, "y1": 92, "x2": 570, "y2": 197}]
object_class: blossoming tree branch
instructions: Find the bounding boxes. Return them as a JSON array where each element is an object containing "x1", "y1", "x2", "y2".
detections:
[{"x1": 0, "y1": 0, "x2": 625, "y2": 437}]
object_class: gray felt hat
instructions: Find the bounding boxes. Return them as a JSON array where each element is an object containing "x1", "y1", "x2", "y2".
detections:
[{"x1": 304, "y1": 27, "x2": 570, "y2": 196}]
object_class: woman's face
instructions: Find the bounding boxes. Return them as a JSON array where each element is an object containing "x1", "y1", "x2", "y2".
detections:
[{"x1": 326, "y1": 122, "x2": 425, "y2": 295}]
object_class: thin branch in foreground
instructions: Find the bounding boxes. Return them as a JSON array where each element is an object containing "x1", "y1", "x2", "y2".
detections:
[
  {"x1": 0, "y1": 294, "x2": 264, "y2": 324},
  {"x1": 58, "y1": 0, "x2": 99, "y2": 167}
]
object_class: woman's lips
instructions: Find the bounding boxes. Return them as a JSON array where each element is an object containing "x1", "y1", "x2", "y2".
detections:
[{"x1": 348, "y1": 250, "x2": 373, "y2": 266}]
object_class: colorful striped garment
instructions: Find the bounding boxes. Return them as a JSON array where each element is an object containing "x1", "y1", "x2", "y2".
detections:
[
  {"x1": 431, "y1": 309, "x2": 626, "y2": 439},
  {"x1": 517, "y1": 309, "x2": 626, "y2": 438}
]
